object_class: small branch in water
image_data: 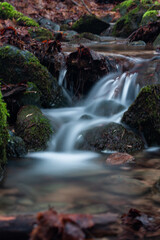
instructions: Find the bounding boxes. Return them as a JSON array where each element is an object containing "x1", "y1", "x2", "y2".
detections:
[{"x1": 80, "y1": 0, "x2": 92, "y2": 14}]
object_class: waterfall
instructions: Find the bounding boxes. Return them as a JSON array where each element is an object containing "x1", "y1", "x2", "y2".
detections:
[{"x1": 28, "y1": 55, "x2": 141, "y2": 166}]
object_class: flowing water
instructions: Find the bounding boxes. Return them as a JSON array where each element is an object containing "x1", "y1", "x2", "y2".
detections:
[{"x1": 1, "y1": 44, "x2": 160, "y2": 218}]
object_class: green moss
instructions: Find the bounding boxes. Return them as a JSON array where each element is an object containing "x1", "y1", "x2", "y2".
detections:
[
  {"x1": 141, "y1": 10, "x2": 158, "y2": 25},
  {"x1": 16, "y1": 16, "x2": 39, "y2": 27},
  {"x1": 0, "y1": 2, "x2": 39, "y2": 27},
  {"x1": 28, "y1": 27, "x2": 53, "y2": 42},
  {"x1": 16, "y1": 105, "x2": 53, "y2": 151},
  {"x1": 0, "y1": 88, "x2": 9, "y2": 165},
  {"x1": 114, "y1": 0, "x2": 139, "y2": 15},
  {"x1": 0, "y1": 2, "x2": 14, "y2": 19},
  {"x1": 0, "y1": 45, "x2": 65, "y2": 107}
]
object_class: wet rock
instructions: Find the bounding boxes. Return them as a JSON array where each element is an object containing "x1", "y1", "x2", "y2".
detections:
[
  {"x1": 122, "y1": 85, "x2": 160, "y2": 146},
  {"x1": 72, "y1": 15, "x2": 109, "y2": 34},
  {"x1": 153, "y1": 33, "x2": 160, "y2": 47},
  {"x1": 0, "y1": 45, "x2": 67, "y2": 108},
  {"x1": 7, "y1": 135, "x2": 27, "y2": 158},
  {"x1": 38, "y1": 18, "x2": 60, "y2": 31},
  {"x1": 85, "y1": 100, "x2": 125, "y2": 117},
  {"x1": 16, "y1": 105, "x2": 53, "y2": 151},
  {"x1": 106, "y1": 152, "x2": 135, "y2": 165},
  {"x1": 65, "y1": 46, "x2": 115, "y2": 98},
  {"x1": 63, "y1": 30, "x2": 78, "y2": 42},
  {"x1": 77, "y1": 122, "x2": 144, "y2": 153},
  {"x1": 128, "y1": 40, "x2": 146, "y2": 46}
]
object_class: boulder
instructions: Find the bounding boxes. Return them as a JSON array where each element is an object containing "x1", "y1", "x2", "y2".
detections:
[
  {"x1": 122, "y1": 85, "x2": 160, "y2": 145},
  {"x1": 77, "y1": 122, "x2": 144, "y2": 153},
  {"x1": 16, "y1": 105, "x2": 53, "y2": 151},
  {"x1": 0, "y1": 46, "x2": 67, "y2": 108},
  {"x1": 0, "y1": 89, "x2": 9, "y2": 165},
  {"x1": 72, "y1": 15, "x2": 109, "y2": 34}
]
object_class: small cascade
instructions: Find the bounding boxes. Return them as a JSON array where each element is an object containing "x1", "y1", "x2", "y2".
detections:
[{"x1": 29, "y1": 55, "x2": 142, "y2": 166}]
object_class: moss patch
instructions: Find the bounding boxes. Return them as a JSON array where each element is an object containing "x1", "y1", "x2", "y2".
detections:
[
  {"x1": 0, "y1": 89, "x2": 9, "y2": 165},
  {"x1": 0, "y1": 2, "x2": 39, "y2": 27},
  {"x1": 16, "y1": 105, "x2": 53, "y2": 151},
  {"x1": 141, "y1": 10, "x2": 158, "y2": 25},
  {"x1": 28, "y1": 27, "x2": 53, "y2": 42}
]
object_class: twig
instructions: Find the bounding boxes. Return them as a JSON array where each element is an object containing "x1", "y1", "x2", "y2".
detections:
[
  {"x1": 80, "y1": 0, "x2": 92, "y2": 14},
  {"x1": 71, "y1": 0, "x2": 83, "y2": 7}
]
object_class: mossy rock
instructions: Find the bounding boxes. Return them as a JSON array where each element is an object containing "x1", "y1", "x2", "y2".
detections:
[
  {"x1": 141, "y1": 10, "x2": 158, "y2": 25},
  {"x1": 72, "y1": 15, "x2": 109, "y2": 34},
  {"x1": 16, "y1": 105, "x2": 53, "y2": 151},
  {"x1": 0, "y1": 89, "x2": 9, "y2": 165},
  {"x1": 0, "y1": 46, "x2": 67, "y2": 108},
  {"x1": 77, "y1": 122, "x2": 144, "y2": 153},
  {"x1": 122, "y1": 85, "x2": 160, "y2": 145},
  {"x1": 0, "y1": 2, "x2": 39, "y2": 27},
  {"x1": 29, "y1": 27, "x2": 53, "y2": 42},
  {"x1": 16, "y1": 16, "x2": 39, "y2": 27},
  {"x1": 114, "y1": 0, "x2": 139, "y2": 15},
  {"x1": 112, "y1": 6, "x2": 146, "y2": 37}
]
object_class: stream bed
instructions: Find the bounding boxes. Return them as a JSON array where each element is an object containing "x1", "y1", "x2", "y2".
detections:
[{"x1": 1, "y1": 42, "x2": 160, "y2": 217}]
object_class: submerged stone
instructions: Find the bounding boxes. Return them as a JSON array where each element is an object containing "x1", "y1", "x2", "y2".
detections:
[
  {"x1": 77, "y1": 122, "x2": 144, "y2": 153},
  {"x1": 16, "y1": 105, "x2": 53, "y2": 151},
  {"x1": 122, "y1": 84, "x2": 160, "y2": 146},
  {"x1": 106, "y1": 152, "x2": 135, "y2": 165}
]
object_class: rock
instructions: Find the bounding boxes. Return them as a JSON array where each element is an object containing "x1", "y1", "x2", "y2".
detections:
[
  {"x1": 112, "y1": 6, "x2": 146, "y2": 37},
  {"x1": 0, "y1": 89, "x2": 9, "y2": 165},
  {"x1": 29, "y1": 27, "x2": 53, "y2": 42},
  {"x1": 128, "y1": 40, "x2": 146, "y2": 46},
  {"x1": 122, "y1": 85, "x2": 160, "y2": 146},
  {"x1": 63, "y1": 30, "x2": 78, "y2": 42},
  {"x1": 114, "y1": 0, "x2": 139, "y2": 16},
  {"x1": 77, "y1": 122, "x2": 144, "y2": 153},
  {"x1": 7, "y1": 135, "x2": 27, "y2": 158},
  {"x1": 65, "y1": 46, "x2": 114, "y2": 98},
  {"x1": 38, "y1": 18, "x2": 60, "y2": 31},
  {"x1": 0, "y1": 46, "x2": 67, "y2": 108},
  {"x1": 106, "y1": 152, "x2": 135, "y2": 165},
  {"x1": 16, "y1": 105, "x2": 53, "y2": 151},
  {"x1": 72, "y1": 15, "x2": 109, "y2": 34}
]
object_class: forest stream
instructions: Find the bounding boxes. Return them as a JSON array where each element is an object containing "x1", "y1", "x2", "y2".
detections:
[{"x1": 1, "y1": 40, "x2": 160, "y2": 220}]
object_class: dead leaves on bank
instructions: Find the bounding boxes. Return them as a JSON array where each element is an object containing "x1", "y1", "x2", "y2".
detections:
[{"x1": 30, "y1": 209, "x2": 160, "y2": 240}]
